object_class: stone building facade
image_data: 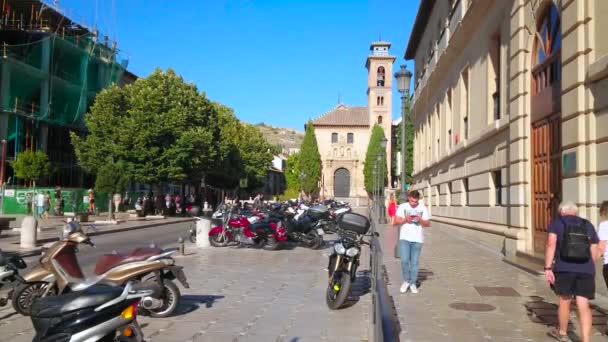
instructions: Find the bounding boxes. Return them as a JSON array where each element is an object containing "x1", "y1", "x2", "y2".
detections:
[
  {"x1": 312, "y1": 42, "x2": 395, "y2": 199},
  {"x1": 405, "y1": 0, "x2": 608, "y2": 266}
]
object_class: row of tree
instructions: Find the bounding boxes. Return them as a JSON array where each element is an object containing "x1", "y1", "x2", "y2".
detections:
[{"x1": 69, "y1": 68, "x2": 278, "y2": 195}]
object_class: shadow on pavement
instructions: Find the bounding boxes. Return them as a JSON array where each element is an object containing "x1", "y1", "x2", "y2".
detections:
[
  {"x1": 173, "y1": 294, "x2": 225, "y2": 316},
  {"x1": 416, "y1": 268, "x2": 434, "y2": 288},
  {"x1": 340, "y1": 270, "x2": 372, "y2": 309},
  {"x1": 525, "y1": 295, "x2": 608, "y2": 341}
]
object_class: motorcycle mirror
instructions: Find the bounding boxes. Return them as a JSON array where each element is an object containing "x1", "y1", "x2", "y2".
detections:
[{"x1": 374, "y1": 232, "x2": 380, "y2": 237}]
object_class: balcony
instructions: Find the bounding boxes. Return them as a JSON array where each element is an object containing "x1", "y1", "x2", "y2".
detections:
[{"x1": 413, "y1": 0, "x2": 470, "y2": 102}]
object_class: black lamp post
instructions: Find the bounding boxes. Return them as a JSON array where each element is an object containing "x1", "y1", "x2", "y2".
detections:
[
  {"x1": 394, "y1": 65, "x2": 413, "y2": 203},
  {"x1": 379, "y1": 136, "x2": 388, "y2": 223}
]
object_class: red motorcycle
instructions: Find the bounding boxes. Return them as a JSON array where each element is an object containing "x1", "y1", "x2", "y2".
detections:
[{"x1": 208, "y1": 208, "x2": 286, "y2": 250}]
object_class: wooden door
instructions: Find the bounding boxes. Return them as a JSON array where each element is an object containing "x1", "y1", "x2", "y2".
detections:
[
  {"x1": 532, "y1": 114, "x2": 561, "y2": 252},
  {"x1": 333, "y1": 168, "x2": 350, "y2": 198}
]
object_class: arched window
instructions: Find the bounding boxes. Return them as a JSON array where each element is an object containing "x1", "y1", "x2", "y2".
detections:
[
  {"x1": 378, "y1": 116, "x2": 383, "y2": 124},
  {"x1": 377, "y1": 66, "x2": 386, "y2": 86},
  {"x1": 381, "y1": 97, "x2": 384, "y2": 106},
  {"x1": 533, "y1": 3, "x2": 561, "y2": 95},
  {"x1": 377, "y1": 96, "x2": 380, "y2": 106},
  {"x1": 331, "y1": 132, "x2": 338, "y2": 143},
  {"x1": 347, "y1": 133, "x2": 354, "y2": 144}
]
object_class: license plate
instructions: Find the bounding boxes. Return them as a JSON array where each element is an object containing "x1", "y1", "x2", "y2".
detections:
[{"x1": 317, "y1": 228, "x2": 325, "y2": 236}]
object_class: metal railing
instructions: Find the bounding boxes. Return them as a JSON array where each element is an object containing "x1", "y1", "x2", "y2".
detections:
[{"x1": 368, "y1": 202, "x2": 399, "y2": 342}]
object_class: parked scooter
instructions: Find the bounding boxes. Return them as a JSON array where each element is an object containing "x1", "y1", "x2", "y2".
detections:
[
  {"x1": 13, "y1": 220, "x2": 189, "y2": 317},
  {"x1": 31, "y1": 281, "x2": 152, "y2": 342},
  {"x1": 0, "y1": 251, "x2": 26, "y2": 306},
  {"x1": 326, "y1": 212, "x2": 372, "y2": 310}
]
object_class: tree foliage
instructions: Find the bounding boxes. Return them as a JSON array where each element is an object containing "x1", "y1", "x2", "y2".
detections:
[
  {"x1": 71, "y1": 68, "x2": 220, "y2": 185},
  {"x1": 284, "y1": 152, "x2": 300, "y2": 190},
  {"x1": 95, "y1": 161, "x2": 130, "y2": 194},
  {"x1": 11, "y1": 150, "x2": 51, "y2": 184},
  {"x1": 299, "y1": 121, "x2": 321, "y2": 197},
  {"x1": 364, "y1": 124, "x2": 388, "y2": 194},
  {"x1": 393, "y1": 99, "x2": 414, "y2": 185}
]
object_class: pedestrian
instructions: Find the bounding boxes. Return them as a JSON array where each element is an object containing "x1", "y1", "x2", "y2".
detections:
[
  {"x1": 54, "y1": 186, "x2": 63, "y2": 216},
  {"x1": 113, "y1": 192, "x2": 122, "y2": 213},
  {"x1": 387, "y1": 192, "x2": 397, "y2": 225},
  {"x1": 393, "y1": 190, "x2": 431, "y2": 294},
  {"x1": 544, "y1": 201, "x2": 600, "y2": 342},
  {"x1": 87, "y1": 189, "x2": 96, "y2": 214},
  {"x1": 43, "y1": 191, "x2": 51, "y2": 219},
  {"x1": 597, "y1": 201, "x2": 608, "y2": 293},
  {"x1": 123, "y1": 192, "x2": 131, "y2": 210},
  {"x1": 36, "y1": 191, "x2": 45, "y2": 218}
]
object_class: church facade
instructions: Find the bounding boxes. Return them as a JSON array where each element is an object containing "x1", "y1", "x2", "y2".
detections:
[{"x1": 312, "y1": 41, "x2": 395, "y2": 199}]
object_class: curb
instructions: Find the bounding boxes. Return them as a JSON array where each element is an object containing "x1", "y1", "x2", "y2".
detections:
[{"x1": 7, "y1": 217, "x2": 196, "y2": 257}]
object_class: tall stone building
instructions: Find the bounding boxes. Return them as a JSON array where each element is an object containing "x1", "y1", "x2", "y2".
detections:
[
  {"x1": 405, "y1": 0, "x2": 608, "y2": 284},
  {"x1": 312, "y1": 42, "x2": 395, "y2": 199}
]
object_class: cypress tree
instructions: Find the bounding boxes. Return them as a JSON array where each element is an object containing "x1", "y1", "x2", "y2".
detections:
[
  {"x1": 299, "y1": 121, "x2": 322, "y2": 197},
  {"x1": 364, "y1": 124, "x2": 388, "y2": 194}
]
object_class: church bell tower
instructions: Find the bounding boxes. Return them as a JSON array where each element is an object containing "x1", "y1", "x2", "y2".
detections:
[{"x1": 366, "y1": 41, "x2": 396, "y2": 184}]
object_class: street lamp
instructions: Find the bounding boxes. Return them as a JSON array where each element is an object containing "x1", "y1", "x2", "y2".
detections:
[
  {"x1": 395, "y1": 65, "x2": 413, "y2": 203},
  {"x1": 379, "y1": 136, "x2": 388, "y2": 223}
]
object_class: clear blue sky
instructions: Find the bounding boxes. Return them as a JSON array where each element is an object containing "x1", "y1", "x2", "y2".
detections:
[{"x1": 57, "y1": 0, "x2": 419, "y2": 130}]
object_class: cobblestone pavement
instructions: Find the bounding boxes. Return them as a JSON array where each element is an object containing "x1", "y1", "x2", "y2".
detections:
[
  {"x1": 0, "y1": 235, "x2": 373, "y2": 342},
  {"x1": 380, "y1": 223, "x2": 608, "y2": 342}
]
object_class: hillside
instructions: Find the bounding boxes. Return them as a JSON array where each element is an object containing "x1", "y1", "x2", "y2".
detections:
[{"x1": 253, "y1": 123, "x2": 304, "y2": 153}]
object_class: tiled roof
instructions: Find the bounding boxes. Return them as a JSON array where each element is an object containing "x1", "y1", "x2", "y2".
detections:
[{"x1": 312, "y1": 104, "x2": 369, "y2": 127}]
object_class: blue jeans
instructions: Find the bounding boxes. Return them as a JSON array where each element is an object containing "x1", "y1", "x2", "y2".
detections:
[{"x1": 399, "y1": 240, "x2": 422, "y2": 284}]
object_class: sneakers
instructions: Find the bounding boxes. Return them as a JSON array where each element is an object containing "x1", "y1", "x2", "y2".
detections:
[
  {"x1": 400, "y1": 282, "x2": 410, "y2": 293},
  {"x1": 409, "y1": 284, "x2": 419, "y2": 294}
]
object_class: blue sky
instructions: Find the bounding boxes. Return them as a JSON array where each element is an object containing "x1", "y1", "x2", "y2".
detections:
[{"x1": 56, "y1": 0, "x2": 419, "y2": 130}]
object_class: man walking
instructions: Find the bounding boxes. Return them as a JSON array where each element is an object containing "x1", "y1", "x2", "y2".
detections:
[
  {"x1": 393, "y1": 190, "x2": 430, "y2": 294},
  {"x1": 544, "y1": 201, "x2": 599, "y2": 342}
]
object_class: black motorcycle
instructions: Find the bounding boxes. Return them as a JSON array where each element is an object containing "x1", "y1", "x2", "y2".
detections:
[
  {"x1": 31, "y1": 281, "x2": 153, "y2": 342},
  {"x1": 0, "y1": 251, "x2": 26, "y2": 306},
  {"x1": 326, "y1": 212, "x2": 371, "y2": 310},
  {"x1": 282, "y1": 204, "x2": 326, "y2": 249}
]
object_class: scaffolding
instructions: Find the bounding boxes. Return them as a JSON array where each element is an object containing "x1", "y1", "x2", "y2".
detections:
[{"x1": 0, "y1": 0, "x2": 129, "y2": 187}]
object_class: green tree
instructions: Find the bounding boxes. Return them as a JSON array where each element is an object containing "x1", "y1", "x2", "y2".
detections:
[
  {"x1": 95, "y1": 161, "x2": 130, "y2": 219},
  {"x1": 364, "y1": 124, "x2": 388, "y2": 194},
  {"x1": 299, "y1": 121, "x2": 321, "y2": 198},
  {"x1": 284, "y1": 152, "x2": 300, "y2": 190},
  {"x1": 237, "y1": 123, "x2": 275, "y2": 190},
  {"x1": 71, "y1": 68, "x2": 220, "y2": 186},
  {"x1": 207, "y1": 103, "x2": 243, "y2": 190},
  {"x1": 11, "y1": 150, "x2": 51, "y2": 186}
]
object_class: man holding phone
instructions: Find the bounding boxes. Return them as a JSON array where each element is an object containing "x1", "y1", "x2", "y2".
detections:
[{"x1": 393, "y1": 190, "x2": 431, "y2": 294}]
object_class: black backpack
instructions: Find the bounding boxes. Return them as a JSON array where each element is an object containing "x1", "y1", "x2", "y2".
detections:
[{"x1": 559, "y1": 217, "x2": 591, "y2": 263}]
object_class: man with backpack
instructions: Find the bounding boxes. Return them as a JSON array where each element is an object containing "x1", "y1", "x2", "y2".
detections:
[{"x1": 544, "y1": 201, "x2": 600, "y2": 342}]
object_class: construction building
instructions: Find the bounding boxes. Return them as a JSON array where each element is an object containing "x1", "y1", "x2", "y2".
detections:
[{"x1": 0, "y1": 0, "x2": 134, "y2": 187}]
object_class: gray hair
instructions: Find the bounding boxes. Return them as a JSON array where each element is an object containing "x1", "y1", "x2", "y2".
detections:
[{"x1": 559, "y1": 201, "x2": 578, "y2": 214}]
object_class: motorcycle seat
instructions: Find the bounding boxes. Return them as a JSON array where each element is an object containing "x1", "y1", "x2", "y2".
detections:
[
  {"x1": 31, "y1": 286, "x2": 124, "y2": 318},
  {"x1": 94, "y1": 247, "x2": 163, "y2": 275}
]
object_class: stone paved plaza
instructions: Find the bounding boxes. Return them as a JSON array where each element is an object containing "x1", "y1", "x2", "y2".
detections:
[
  {"x1": 380, "y1": 223, "x2": 608, "y2": 342},
  {"x1": 0, "y1": 235, "x2": 373, "y2": 342}
]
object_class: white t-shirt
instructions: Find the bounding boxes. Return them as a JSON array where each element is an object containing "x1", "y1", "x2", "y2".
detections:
[
  {"x1": 597, "y1": 220, "x2": 608, "y2": 265},
  {"x1": 396, "y1": 202, "x2": 430, "y2": 243}
]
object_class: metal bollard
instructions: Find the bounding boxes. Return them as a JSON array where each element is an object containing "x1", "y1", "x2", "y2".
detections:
[{"x1": 178, "y1": 236, "x2": 185, "y2": 256}]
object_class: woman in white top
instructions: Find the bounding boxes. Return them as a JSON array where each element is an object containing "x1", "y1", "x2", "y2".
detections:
[{"x1": 597, "y1": 201, "x2": 608, "y2": 288}]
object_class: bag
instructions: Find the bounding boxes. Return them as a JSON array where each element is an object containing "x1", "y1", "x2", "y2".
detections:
[{"x1": 559, "y1": 217, "x2": 591, "y2": 263}]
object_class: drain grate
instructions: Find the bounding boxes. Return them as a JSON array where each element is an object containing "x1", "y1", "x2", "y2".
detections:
[
  {"x1": 475, "y1": 286, "x2": 521, "y2": 297},
  {"x1": 449, "y1": 302, "x2": 496, "y2": 312}
]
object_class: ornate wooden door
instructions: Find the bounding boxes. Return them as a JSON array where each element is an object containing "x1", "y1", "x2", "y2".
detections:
[
  {"x1": 532, "y1": 114, "x2": 561, "y2": 252},
  {"x1": 531, "y1": 3, "x2": 561, "y2": 252},
  {"x1": 333, "y1": 168, "x2": 350, "y2": 198}
]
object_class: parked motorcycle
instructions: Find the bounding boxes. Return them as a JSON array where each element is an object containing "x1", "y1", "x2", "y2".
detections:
[
  {"x1": 31, "y1": 281, "x2": 152, "y2": 342},
  {"x1": 13, "y1": 221, "x2": 189, "y2": 317},
  {"x1": 0, "y1": 251, "x2": 26, "y2": 306},
  {"x1": 208, "y1": 205, "x2": 285, "y2": 250},
  {"x1": 283, "y1": 204, "x2": 325, "y2": 249},
  {"x1": 326, "y1": 212, "x2": 372, "y2": 310}
]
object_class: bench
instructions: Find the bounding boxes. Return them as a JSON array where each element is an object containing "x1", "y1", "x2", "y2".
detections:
[{"x1": 0, "y1": 217, "x2": 16, "y2": 236}]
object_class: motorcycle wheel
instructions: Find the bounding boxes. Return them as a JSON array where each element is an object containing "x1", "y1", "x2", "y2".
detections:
[
  {"x1": 209, "y1": 233, "x2": 229, "y2": 247},
  {"x1": 326, "y1": 272, "x2": 351, "y2": 310},
  {"x1": 307, "y1": 230, "x2": 323, "y2": 249},
  {"x1": 11, "y1": 282, "x2": 56, "y2": 316},
  {"x1": 262, "y1": 235, "x2": 281, "y2": 251},
  {"x1": 146, "y1": 280, "x2": 181, "y2": 318}
]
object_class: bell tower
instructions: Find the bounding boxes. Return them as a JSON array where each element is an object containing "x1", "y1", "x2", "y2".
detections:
[{"x1": 366, "y1": 41, "x2": 395, "y2": 182}]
